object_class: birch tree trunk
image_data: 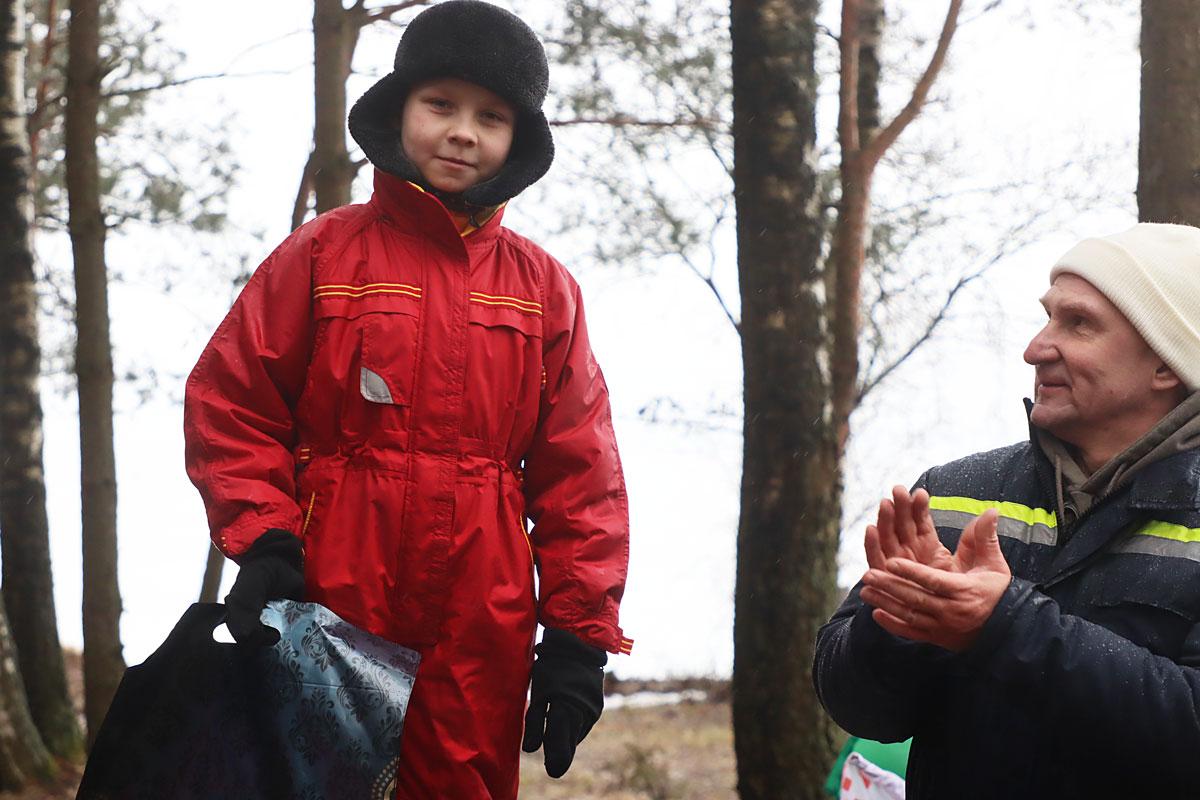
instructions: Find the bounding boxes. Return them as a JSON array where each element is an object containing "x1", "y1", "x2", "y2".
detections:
[
  {"x1": 0, "y1": 0, "x2": 80, "y2": 761},
  {"x1": 1138, "y1": 0, "x2": 1200, "y2": 225},
  {"x1": 65, "y1": 0, "x2": 124, "y2": 742},
  {"x1": 0, "y1": 599, "x2": 52, "y2": 789}
]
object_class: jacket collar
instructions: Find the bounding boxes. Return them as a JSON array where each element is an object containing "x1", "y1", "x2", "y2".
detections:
[
  {"x1": 1026, "y1": 397, "x2": 1200, "y2": 513},
  {"x1": 368, "y1": 169, "x2": 506, "y2": 250}
]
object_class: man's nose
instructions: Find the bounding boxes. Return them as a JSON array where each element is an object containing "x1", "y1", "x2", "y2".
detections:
[{"x1": 1023, "y1": 324, "x2": 1055, "y2": 366}]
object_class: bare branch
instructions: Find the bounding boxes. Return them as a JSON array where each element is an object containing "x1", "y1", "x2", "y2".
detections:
[
  {"x1": 855, "y1": 268, "x2": 981, "y2": 403},
  {"x1": 855, "y1": 213, "x2": 1039, "y2": 403},
  {"x1": 103, "y1": 69, "x2": 298, "y2": 99},
  {"x1": 683, "y1": 251, "x2": 740, "y2": 334},
  {"x1": 292, "y1": 153, "x2": 317, "y2": 231},
  {"x1": 550, "y1": 115, "x2": 720, "y2": 131},
  {"x1": 862, "y1": 0, "x2": 963, "y2": 168},
  {"x1": 360, "y1": 1, "x2": 428, "y2": 26},
  {"x1": 636, "y1": 163, "x2": 740, "y2": 334}
]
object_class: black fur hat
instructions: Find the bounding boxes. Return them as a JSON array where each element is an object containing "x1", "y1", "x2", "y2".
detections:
[{"x1": 348, "y1": 0, "x2": 554, "y2": 208}]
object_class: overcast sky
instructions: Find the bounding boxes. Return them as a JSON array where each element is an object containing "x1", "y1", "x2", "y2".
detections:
[{"x1": 34, "y1": 0, "x2": 1143, "y2": 679}]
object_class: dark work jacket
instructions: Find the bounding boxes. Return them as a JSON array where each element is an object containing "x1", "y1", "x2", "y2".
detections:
[{"x1": 814, "y1": 435, "x2": 1200, "y2": 799}]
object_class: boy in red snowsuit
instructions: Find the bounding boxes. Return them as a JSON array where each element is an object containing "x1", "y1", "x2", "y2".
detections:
[{"x1": 183, "y1": 3, "x2": 632, "y2": 797}]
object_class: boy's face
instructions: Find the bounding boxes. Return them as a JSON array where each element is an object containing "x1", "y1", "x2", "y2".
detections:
[{"x1": 399, "y1": 78, "x2": 516, "y2": 195}]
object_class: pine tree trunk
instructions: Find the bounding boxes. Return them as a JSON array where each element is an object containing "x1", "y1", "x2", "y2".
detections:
[
  {"x1": 0, "y1": 0, "x2": 65, "y2": 782},
  {"x1": 0, "y1": 0, "x2": 81, "y2": 761},
  {"x1": 730, "y1": 1, "x2": 841, "y2": 797},
  {"x1": 312, "y1": 0, "x2": 358, "y2": 213},
  {"x1": 1138, "y1": 0, "x2": 1200, "y2": 225},
  {"x1": 65, "y1": 0, "x2": 124, "y2": 744}
]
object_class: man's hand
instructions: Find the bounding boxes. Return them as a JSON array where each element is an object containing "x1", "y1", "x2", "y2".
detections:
[
  {"x1": 859, "y1": 508, "x2": 1011, "y2": 652},
  {"x1": 865, "y1": 486, "x2": 956, "y2": 572}
]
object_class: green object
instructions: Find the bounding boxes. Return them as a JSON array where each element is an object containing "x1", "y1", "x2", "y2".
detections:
[{"x1": 823, "y1": 736, "x2": 912, "y2": 796}]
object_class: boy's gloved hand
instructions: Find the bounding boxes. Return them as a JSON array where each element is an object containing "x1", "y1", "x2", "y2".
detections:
[
  {"x1": 223, "y1": 529, "x2": 305, "y2": 647},
  {"x1": 522, "y1": 628, "x2": 607, "y2": 778}
]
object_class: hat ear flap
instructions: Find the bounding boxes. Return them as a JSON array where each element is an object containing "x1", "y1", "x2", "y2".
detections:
[
  {"x1": 348, "y1": 73, "x2": 425, "y2": 187},
  {"x1": 461, "y1": 110, "x2": 554, "y2": 207}
]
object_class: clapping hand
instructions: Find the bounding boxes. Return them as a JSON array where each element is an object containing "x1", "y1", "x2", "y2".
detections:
[{"x1": 858, "y1": 487, "x2": 1011, "y2": 653}]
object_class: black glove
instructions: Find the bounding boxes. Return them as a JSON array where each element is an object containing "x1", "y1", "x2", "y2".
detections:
[
  {"x1": 522, "y1": 628, "x2": 607, "y2": 778},
  {"x1": 223, "y1": 529, "x2": 305, "y2": 647}
]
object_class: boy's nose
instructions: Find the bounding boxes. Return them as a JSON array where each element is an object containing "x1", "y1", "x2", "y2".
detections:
[{"x1": 448, "y1": 120, "x2": 478, "y2": 146}]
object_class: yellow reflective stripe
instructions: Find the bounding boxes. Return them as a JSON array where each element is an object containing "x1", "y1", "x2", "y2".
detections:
[
  {"x1": 313, "y1": 288, "x2": 422, "y2": 300},
  {"x1": 312, "y1": 282, "x2": 422, "y2": 300},
  {"x1": 468, "y1": 292, "x2": 543, "y2": 315},
  {"x1": 928, "y1": 496, "x2": 1057, "y2": 528},
  {"x1": 1136, "y1": 520, "x2": 1200, "y2": 543},
  {"x1": 314, "y1": 282, "x2": 422, "y2": 292}
]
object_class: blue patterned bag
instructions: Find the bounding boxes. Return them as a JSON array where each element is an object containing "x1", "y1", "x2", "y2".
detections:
[
  {"x1": 76, "y1": 601, "x2": 420, "y2": 800},
  {"x1": 259, "y1": 600, "x2": 421, "y2": 798}
]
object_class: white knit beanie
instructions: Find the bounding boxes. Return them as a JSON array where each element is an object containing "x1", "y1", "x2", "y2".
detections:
[{"x1": 1050, "y1": 222, "x2": 1200, "y2": 390}]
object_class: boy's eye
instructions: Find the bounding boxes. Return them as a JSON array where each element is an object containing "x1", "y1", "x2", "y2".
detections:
[
  {"x1": 425, "y1": 97, "x2": 452, "y2": 111},
  {"x1": 481, "y1": 111, "x2": 508, "y2": 125}
]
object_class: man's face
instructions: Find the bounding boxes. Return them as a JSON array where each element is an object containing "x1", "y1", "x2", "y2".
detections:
[
  {"x1": 1023, "y1": 273, "x2": 1176, "y2": 449},
  {"x1": 399, "y1": 78, "x2": 515, "y2": 195}
]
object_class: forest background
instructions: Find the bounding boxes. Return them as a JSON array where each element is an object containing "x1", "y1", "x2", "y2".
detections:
[
  {"x1": 41, "y1": 0, "x2": 1138, "y2": 681},
  {"x1": 0, "y1": 0, "x2": 1193, "y2": 796}
]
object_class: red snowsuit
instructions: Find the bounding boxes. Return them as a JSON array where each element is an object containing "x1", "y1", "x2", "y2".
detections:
[{"x1": 184, "y1": 171, "x2": 631, "y2": 799}]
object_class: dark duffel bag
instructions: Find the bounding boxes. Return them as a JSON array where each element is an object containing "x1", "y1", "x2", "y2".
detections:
[{"x1": 77, "y1": 600, "x2": 420, "y2": 800}]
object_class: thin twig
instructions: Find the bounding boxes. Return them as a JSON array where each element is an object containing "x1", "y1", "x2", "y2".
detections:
[
  {"x1": 362, "y1": 1, "x2": 428, "y2": 26},
  {"x1": 103, "y1": 69, "x2": 298, "y2": 98},
  {"x1": 291, "y1": 153, "x2": 316, "y2": 231},
  {"x1": 855, "y1": 214, "x2": 1040, "y2": 403},
  {"x1": 550, "y1": 115, "x2": 719, "y2": 130}
]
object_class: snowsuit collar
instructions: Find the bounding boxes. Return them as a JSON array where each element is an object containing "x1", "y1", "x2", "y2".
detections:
[{"x1": 369, "y1": 169, "x2": 506, "y2": 247}]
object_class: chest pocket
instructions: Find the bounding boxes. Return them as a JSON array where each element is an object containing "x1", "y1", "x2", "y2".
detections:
[
  {"x1": 463, "y1": 294, "x2": 543, "y2": 442},
  {"x1": 303, "y1": 284, "x2": 421, "y2": 442},
  {"x1": 1074, "y1": 551, "x2": 1200, "y2": 660}
]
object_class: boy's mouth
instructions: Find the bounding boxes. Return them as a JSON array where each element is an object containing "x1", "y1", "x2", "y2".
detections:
[{"x1": 437, "y1": 156, "x2": 474, "y2": 168}]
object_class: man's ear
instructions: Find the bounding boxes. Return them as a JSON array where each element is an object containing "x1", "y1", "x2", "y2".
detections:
[{"x1": 1153, "y1": 362, "x2": 1184, "y2": 392}]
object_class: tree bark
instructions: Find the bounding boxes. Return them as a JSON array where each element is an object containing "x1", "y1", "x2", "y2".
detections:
[
  {"x1": 0, "y1": 597, "x2": 53, "y2": 789},
  {"x1": 729, "y1": 1, "x2": 841, "y2": 798},
  {"x1": 65, "y1": 0, "x2": 124, "y2": 744},
  {"x1": 198, "y1": 543, "x2": 223, "y2": 603},
  {"x1": 856, "y1": 0, "x2": 883, "y2": 143},
  {"x1": 0, "y1": 0, "x2": 65, "y2": 782},
  {"x1": 312, "y1": 0, "x2": 359, "y2": 214},
  {"x1": 0, "y1": 0, "x2": 81, "y2": 761},
  {"x1": 1138, "y1": 0, "x2": 1200, "y2": 225}
]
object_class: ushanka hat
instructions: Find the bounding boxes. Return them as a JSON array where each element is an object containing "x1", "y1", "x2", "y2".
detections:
[
  {"x1": 1051, "y1": 222, "x2": 1200, "y2": 390},
  {"x1": 348, "y1": 0, "x2": 554, "y2": 208}
]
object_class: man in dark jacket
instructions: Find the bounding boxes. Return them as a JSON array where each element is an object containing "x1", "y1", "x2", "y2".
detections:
[{"x1": 815, "y1": 222, "x2": 1200, "y2": 799}]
